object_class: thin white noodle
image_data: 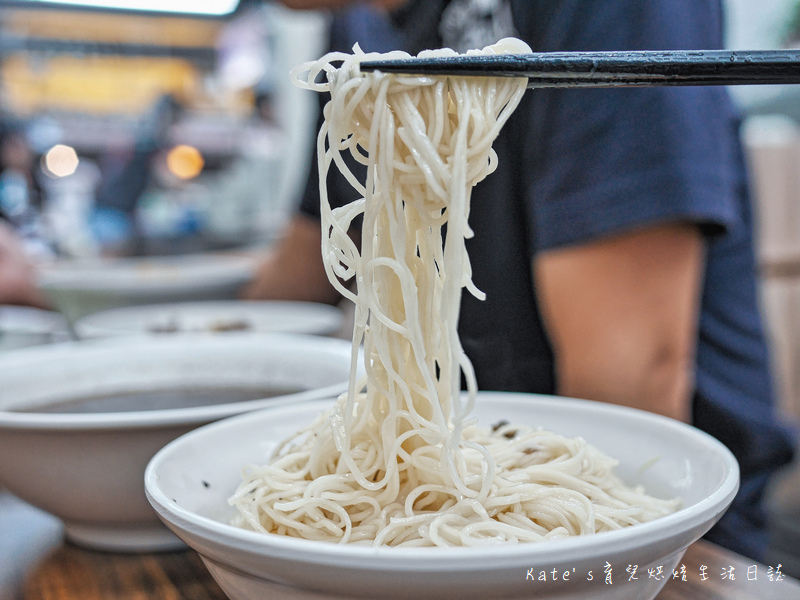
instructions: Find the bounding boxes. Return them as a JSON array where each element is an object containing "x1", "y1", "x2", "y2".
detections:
[{"x1": 230, "y1": 38, "x2": 679, "y2": 546}]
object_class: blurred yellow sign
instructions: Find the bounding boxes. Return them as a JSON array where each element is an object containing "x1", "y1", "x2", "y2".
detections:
[
  {"x1": 4, "y1": 9, "x2": 222, "y2": 47},
  {"x1": 2, "y1": 54, "x2": 200, "y2": 115}
]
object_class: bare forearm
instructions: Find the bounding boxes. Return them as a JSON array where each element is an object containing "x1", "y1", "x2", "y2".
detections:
[
  {"x1": 535, "y1": 222, "x2": 704, "y2": 422},
  {"x1": 0, "y1": 223, "x2": 50, "y2": 309},
  {"x1": 554, "y1": 335, "x2": 695, "y2": 422},
  {"x1": 240, "y1": 214, "x2": 342, "y2": 305},
  {"x1": 0, "y1": 266, "x2": 49, "y2": 308}
]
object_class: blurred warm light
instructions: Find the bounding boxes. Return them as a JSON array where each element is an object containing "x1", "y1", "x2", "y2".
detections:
[
  {"x1": 43, "y1": 144, "x2": 80, "y2": 177},
  {"x1": 166, "y1": 145, "x2": 204, "y2": 180}
]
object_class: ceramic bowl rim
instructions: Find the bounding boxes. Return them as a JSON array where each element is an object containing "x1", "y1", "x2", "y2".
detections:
[
  {"x1": 144, "y1": 392, "x2": 740, "y2": 570},
  {"x1": 37, "y1": 254, "x2": 255, "y2": 293},
  {"x1": 72, "y1": 300, "x2": 344, "y2": 339},
  {"x1": 0, "y1": 333, "x2": 353, "y2": 430}
]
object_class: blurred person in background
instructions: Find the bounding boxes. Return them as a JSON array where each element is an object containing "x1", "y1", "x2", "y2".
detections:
[
  {"x1": 92, "y1": 94, "x2": 184, "y2": 252},
  {"x1": 0, "y1": 120, "x2": 40, "y2": 222},
  {"x1": 0, "y1": 120, "x2": 50, "y2": 308},
  {"x1": 0, "y1": 120, "x2": 51, "y2": 257},
  {"x1": 243, "y1": 0, "x2": 798, "y2": 561}
]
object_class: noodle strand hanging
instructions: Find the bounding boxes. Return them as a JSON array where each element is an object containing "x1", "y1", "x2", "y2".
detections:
[{"x1": 229, "y1": 39, "x2": 679, "y2": 547}]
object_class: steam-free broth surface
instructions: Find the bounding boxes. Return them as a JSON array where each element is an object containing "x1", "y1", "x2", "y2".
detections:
[{"x1": 17, "y1": 387, "x2": 303, "y2": 414}]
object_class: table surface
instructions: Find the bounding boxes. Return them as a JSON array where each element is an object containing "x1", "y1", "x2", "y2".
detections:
[{"x1": 12, "y1": 538, "x2": 800, "y2": 600}]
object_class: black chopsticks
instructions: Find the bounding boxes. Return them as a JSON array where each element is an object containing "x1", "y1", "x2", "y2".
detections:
[{"x1": 359, "y1": 49, "x2": 800, "y2": 88}]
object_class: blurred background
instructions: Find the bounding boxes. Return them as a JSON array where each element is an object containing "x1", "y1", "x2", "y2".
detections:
[
  {"x1": 729, "y1": 0, "x2": 800, "y2": 429},
  {"x1": 0, "y1": 0, "x2": 328, "y2": 260},
  {"x1": 1, "y1": 0, "x2": 800, "y2": 419}
]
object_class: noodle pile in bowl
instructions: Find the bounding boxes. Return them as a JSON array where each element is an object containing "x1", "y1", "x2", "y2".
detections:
[{"x1": 229, "y1": 39, "x2": 679, "y2": 547}]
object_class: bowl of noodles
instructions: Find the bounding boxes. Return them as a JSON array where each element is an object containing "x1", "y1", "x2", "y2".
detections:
[
  {"x1": 146, "y1": 39, "x2": 733, "y2": 598},
  {"x1": 145, "y1": 392, "x2": 738, "y2": 600}
]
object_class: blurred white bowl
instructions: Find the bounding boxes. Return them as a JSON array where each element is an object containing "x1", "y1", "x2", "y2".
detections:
[
  {"x1": 0, "y1": 333, "x2": 353, "y2": 552},
  {"x1": 0, "y1": 305, "x2": 70, "y2": 352},
  {"x1": 73, "y1": 300, "x2": 344, "y2": 340},
  {"x1": 146, "y1": 393, "x2": 738, "y2": 600},
  {"x1": 37, "y1": 253, "x2": 257, "y2": 323}
]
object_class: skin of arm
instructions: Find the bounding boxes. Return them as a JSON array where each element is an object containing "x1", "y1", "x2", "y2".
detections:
[
  {"x1": 533, "y1": 222, "x2": 704, "y2": 422},
  {"x1": 240, "y1": 213, "x2": 344, "y2": 305},
  {"x1": 246, "y1": 0, "x2": 403, "y2": 305},
  {"x1": 0, "y1": 222, "x2": 50, "y2": 308}
]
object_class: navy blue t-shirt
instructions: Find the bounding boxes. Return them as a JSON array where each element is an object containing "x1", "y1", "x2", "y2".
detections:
[{"x1": 298, "y1": 0, "x2": 797, "y2": 560}]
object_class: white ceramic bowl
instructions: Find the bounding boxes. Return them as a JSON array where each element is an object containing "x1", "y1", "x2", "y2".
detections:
[
  {"x1": 37, "y1": 253, "x2": 257, "y2": 323},
  {"x1": 73, "y1": 300, "x2": 344, "y2": 340},
  {"x1": 0, "y1": 305, "x2": 70, "y2": 352},
  {"x1": 0, "y1": 333, "x2": 353, "y2": 552},
  {"x1": 145, "y1": 393, "x2": 738, "y2": 600}
]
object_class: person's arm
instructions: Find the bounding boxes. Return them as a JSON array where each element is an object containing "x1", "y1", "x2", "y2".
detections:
[
  {"x1": 240, "y1": 213, "x2": 343, "y2": 305},
  {"x1": 533, "y1": 221, "x2": 704, "y2": 422},
  {"x1": 0, "y1": 222, "x2": 49, "y2": 308}
]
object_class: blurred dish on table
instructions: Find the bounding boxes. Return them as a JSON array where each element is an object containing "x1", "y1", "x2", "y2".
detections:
[
  {"x1": 73, "y1": 300, "x2": 344, "y2": 340},
  {"x1": 145, "y1": 392, "x2": 739, "y2": 600},
  {"x1": 0, "y1": 305, "x2": 70, "y2": 351},
  {"x1": 0, "y1": 333, "x2": 352, "y2": 552},
  {"x1": 37, "y1": 253, "x2": 257, "y2": 323}
]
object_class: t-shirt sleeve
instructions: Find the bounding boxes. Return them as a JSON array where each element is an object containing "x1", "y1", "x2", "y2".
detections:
[{"x1": 515, "y1": 0, "x2": 744, "y2": 252}]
